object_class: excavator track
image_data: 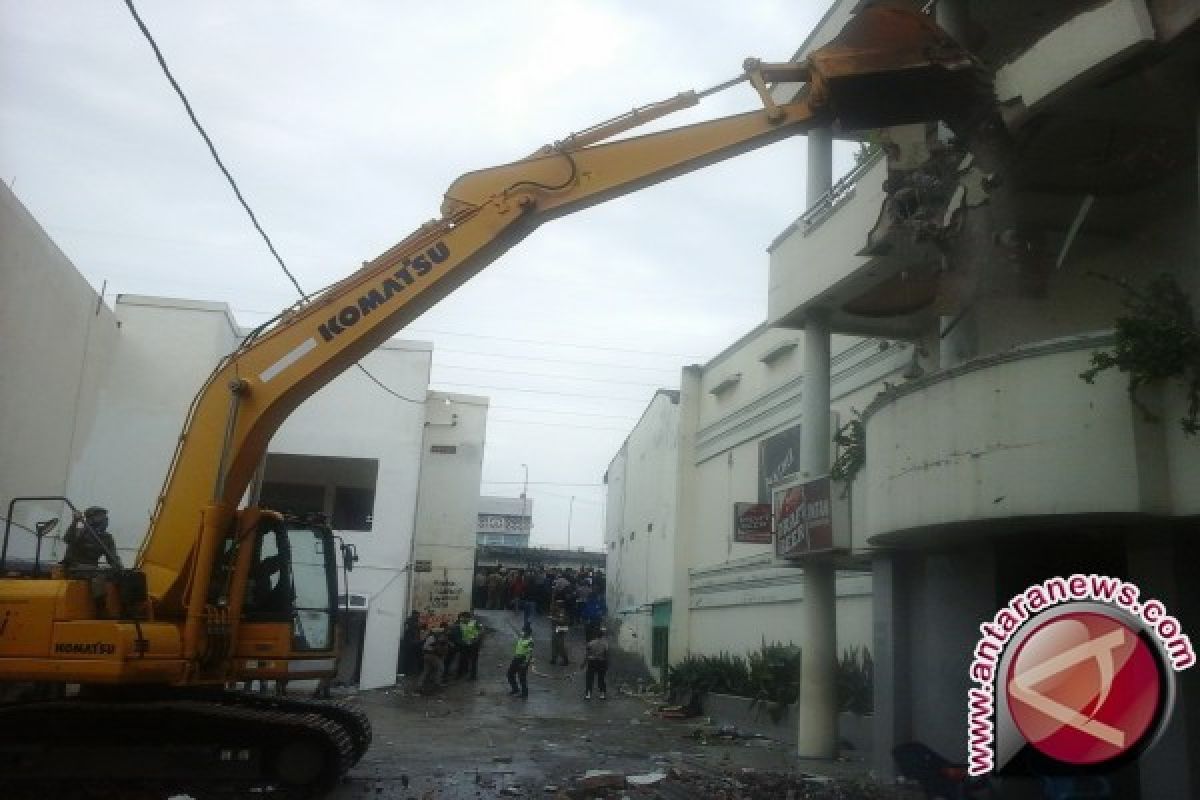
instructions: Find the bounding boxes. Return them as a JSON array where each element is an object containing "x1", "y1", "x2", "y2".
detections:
[
  {"x1": 0, "y1": 694, "x2": 357, "y2": 798},
  {"x1": 220, "y1": 690, "x2": 373, "y2": 765}
]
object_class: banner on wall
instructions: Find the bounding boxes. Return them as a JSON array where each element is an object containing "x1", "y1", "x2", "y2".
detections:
[{"x1": 732, "y1": 502, "x2": 773, "y2": 544}]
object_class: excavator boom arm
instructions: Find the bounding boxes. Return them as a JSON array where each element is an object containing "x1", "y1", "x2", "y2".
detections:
[{"x1": 134, "y1": 5, "x2": 980, "y2": 608}]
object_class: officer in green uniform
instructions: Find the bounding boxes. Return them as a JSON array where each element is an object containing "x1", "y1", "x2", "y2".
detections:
[
  {"x1": 507, "y1": 624, "x2": 533, "y2": 697},
  {"x1": 457, "y1": 612, "x2": 483, "y2": 680}
]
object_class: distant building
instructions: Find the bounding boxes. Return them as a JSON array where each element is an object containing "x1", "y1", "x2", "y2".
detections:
[{"x1": 476, "y1": 495, "x2": 533, "y2": 548}]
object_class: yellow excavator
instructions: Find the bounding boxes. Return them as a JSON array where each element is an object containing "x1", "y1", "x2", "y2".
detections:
[{"x1": 0, "y1": 5, "x2": 981, "y2": 796}]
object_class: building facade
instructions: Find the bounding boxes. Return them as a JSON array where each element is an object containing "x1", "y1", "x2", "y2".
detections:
[
  {"x1": 605, "y1": 332, "x2": 898, "y2": 678},
  {"x1": 763, "y1": 0, "x2": 1200, "y2": 795},
  {"x1": 603, "y1": 1, "x2": 1199, "y2": 793}
]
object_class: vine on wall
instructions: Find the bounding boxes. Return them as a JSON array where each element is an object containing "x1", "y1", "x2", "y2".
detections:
[
  {"x1": 1080, "y1": 273, "x2": 1200, "y2": 435},
  {"x1": 831, "y1": 412, "x2": 866, "y2": 483}
]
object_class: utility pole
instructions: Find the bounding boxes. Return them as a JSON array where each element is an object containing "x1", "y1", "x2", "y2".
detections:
[
  {"x1": 520, "y1": 463, "x2": 529, "y2": 545},
  {"x1": 567, "y1": 495, "x2": 575, "y2": 552}
]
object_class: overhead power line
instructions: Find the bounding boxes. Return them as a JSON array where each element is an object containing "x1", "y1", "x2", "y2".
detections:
[
  {"x1": 482, "y1": 481, "x2": 606, "y2": 487},
  {"x1": 122, "y1": 0, "x2": 422, "y2": 405},
  {"x1": 434, "y1": 363, "x2": 671, "y2": 388},
  {"x1": 437, "y1": 347, "x2": 680, "y2": 374},
  {"x1": 408, "y1": 327, "x2": 703, "y2": 359},
  {"x1": 490, "y1": 405, "x2": 638, "y2": 420},
  {"x1": 432, "y1": 381, "x2": 654, "y2": 402},
  {"x1": 488, "y1": 417, "x2": 630, "y2": 433},
  {"x1": 121, "y1": 0, "x2": 305, "y2": 298}
]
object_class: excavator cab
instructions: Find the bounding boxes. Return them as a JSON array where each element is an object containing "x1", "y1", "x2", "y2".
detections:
[{"x1": 232, "y1": 513, "x2": 341, "y2": 686}]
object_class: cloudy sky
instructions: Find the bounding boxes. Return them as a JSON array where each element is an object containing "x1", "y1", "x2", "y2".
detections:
[{"x1": 1, "y1": 1, "x2": 854, "y2": 550}]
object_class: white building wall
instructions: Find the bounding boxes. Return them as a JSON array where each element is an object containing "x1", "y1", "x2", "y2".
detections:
[
  {"x1": 0, "y1": 185, "x2": 120, "y2": 555},
  {"x1": 604, "y1": 391, "x2": 679, "y2": 665},
  {"x1": 410, "y1": 391, "x2": 488, "y2": 620},
  {"x1": 65, "y1": 296, "x2": 240, "y2": 563},
  {"x1": 268, "y1": 339, "x2": 432, "y2": 690}
]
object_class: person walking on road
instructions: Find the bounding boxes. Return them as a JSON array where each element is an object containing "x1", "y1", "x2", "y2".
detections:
[
  {"x1": 443, "y1": 615, "x2": 465, "y2": 681},
  {"x1": 583, "y1": 627, "x2": 609, "y2": 700},
  {"x1": 549, "y1": 603, "x2": 570, "y2": 666},
  {"x1": 417, "y1": 627, "x2": 448, "y2": 694},
  {"x1": 457, "y1": 612, "x2": 482, "y2": 680},
  {"x1": 507, "y1": 624, "x2": 534, "y2": 698}
]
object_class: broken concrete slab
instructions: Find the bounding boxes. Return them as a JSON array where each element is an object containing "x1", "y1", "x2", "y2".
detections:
[
  {"x1": 578, "y1": 769, "x2": 625, "y2": 790},
  {"x1": 626, "y1": 771, "x2": 666, "y2": 786}
]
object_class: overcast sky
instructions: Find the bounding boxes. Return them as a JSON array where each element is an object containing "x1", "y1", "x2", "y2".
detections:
[{"x1": 1, "y1": 1, "x2": 854, "y2": 550}]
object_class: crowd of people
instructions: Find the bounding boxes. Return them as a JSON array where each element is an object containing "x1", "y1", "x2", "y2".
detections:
[
  {"x1": 473, "y1": 565, "x2": 606, "y2": 628},
  {"x1": 400, "y1": 610, "x2": 484, "y2": 694},
  {"x1": 400, "y1": 564, "x2": 610, "y2": 701}
]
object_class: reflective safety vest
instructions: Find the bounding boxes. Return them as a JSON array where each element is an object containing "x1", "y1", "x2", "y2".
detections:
[
  {"x1": 514, "y1": 635, "x2": 533, "y2": 659},
  {"x1": 461, "y1": 620, "x2": 481, "y2": 644}
]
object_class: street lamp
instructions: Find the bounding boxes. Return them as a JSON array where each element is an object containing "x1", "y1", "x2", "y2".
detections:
[
  {"x1": 567, "y1": 495, "x2": 575, "y2": 552},
  {"x1": 520, "y1": 464, "x2": 529, "y2": 546}
]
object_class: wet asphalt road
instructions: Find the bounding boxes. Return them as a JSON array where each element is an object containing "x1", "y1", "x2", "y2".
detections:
[{"x1": 325, "y1": 609, "x2": 862, "y2": 799}]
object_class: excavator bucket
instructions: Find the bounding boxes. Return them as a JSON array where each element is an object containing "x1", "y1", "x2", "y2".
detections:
[{"x1": 809, "y1": 3, "x2": 986, "y2": 130}]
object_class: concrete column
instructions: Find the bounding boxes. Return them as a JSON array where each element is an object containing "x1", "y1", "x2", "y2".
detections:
[
  {"x1": 807, "y1": 126, "x2": 834, "y2": 207},
  {"x1": 871, "y1": 552, "x2": 912, "y2": 777},
  {"x1": 797, "y1": 307, "x2": 837, "y2": 757},
  {"x1": 800, "y1": 309, "x2": 831, "y2": 478}
]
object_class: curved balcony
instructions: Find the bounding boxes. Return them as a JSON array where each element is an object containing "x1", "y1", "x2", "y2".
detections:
[{"x1": 857, "y1": 333, "x2": 1200, "y2": 544}]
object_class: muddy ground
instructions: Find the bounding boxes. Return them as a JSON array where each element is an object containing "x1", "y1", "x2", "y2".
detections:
[{"x1": 327, "y1": 611, "x2": 916, "y2": 800}]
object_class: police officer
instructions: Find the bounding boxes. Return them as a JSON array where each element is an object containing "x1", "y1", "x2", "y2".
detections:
[
  {"x1": 507, "y1": 624, "x2": 533, "y2": 697},
  {"x1": 457, "y1": 612, "x2": 482, "y2": 680},
  {"x1": 62, "y1": 506, "x2": 120, "y2": 568}
]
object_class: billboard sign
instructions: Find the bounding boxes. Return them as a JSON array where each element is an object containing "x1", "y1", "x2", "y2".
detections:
[
  {"x1": 773, "y1": 475, "x2": 841, "y2": 559},
  {"x1": 758, "y1": 424, "x2": 802, "y2": 503},
  {"x1": 733, "y1": 502, "x2": 773, "y2": 544}
]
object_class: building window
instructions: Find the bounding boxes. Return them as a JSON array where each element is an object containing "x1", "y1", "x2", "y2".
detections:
[
  {"x1": 259, "y1": 453, "x2": 379, "y2": 532},
  {"x1": 647, "y1": 523, "x2": 653, "y2": 532},
  {"x1": 430, "y1": 444, "x2": 457, "y2": 455},
  {"x1": 333, "y1": 487, "x2": 375, "y2": 530},
  {"x1": 259, "y1": 482, "x2": 324, "y2": 517}
]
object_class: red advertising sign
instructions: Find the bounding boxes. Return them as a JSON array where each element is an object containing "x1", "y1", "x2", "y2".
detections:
[
  {"x1": 733, "y1": 502, "x2": 773, "y2": 544},
  {"x1": 773, "y1": 476, "x2": 835, "y2": 558}
]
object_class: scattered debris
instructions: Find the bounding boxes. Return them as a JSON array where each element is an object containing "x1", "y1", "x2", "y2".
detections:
[
  {"x1": 626, "y1": 771, "x2": 667, "y2": 786},
  {"x1": 578, "y1": 769, "x2": 626, "y2": 790}
]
